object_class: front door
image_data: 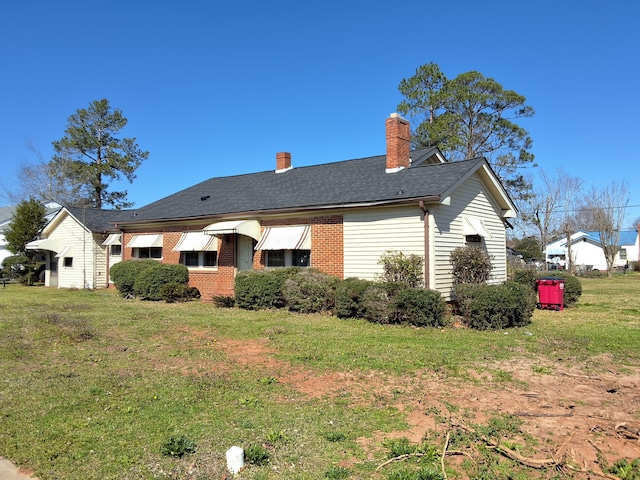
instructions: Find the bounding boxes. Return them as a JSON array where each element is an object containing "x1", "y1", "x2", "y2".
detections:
[
  {"x1": 49, "y1": 254, "x2": 58, "y2": 288},
  {"x1": 237, "y1": 235, "x2": 254, "y2": 271}
]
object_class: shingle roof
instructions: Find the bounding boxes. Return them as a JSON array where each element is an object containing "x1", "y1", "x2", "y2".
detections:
[
  {"x1": 64, "y1": 206, "x2": 131, "y2": 233},
  {"x1": 123, "y1": 149, "x2": 487, "y2": 224}
]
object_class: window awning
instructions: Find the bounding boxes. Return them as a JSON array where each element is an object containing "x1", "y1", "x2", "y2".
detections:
[
  {"x1": 102, "y1": 233, "x2": 122, "y2": 246},
  {"x1": 255, "y1": 225, "x2": 311, "y2": 251},
  {"x1": 25, "y1": 238, "x2": 62, "y2": 252},
  {"x1": 126, "y1": 234, "x2": 163, "y2": 248},
  {"x1": 172, "y1": 231, "x2": 218, "y2": 252},
  {"x1": 203, "y1": 220, "x2": 261, "y2": 241},
  {"x1": 55, "y1": 246, "x2": 74, "y2": 258},
  {"x1": 462, "y1": 217, "x2": 492, "y2": 238}
]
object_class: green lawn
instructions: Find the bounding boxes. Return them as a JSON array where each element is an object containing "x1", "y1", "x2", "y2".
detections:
[{"x1": 0, "y1": 275, "x2": 638, "y2": 479}]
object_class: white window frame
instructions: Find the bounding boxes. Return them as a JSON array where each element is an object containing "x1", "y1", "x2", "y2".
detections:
[
  {"x1": 133, "y1": 247, "x2": 163, "y2": 259},
  {"x1": 180, "y1": 251, "x2": 218, "y2": 269}
]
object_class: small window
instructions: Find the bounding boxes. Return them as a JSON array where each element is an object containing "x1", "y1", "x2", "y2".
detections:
[
  {"x1": 64, "y1": 257, "x2": 73, "y2": 267},
  {"x1": 180, "y1": 251, "x2": 218, "y2": 268},
  {"x1": 110, "y1": 244, "x2": 122, "y2": 256},
  {"x1": 465, "y1": 234, "x2": 482, "y2": 244},
  {"x1": 266, "y1": 250, "x2": 286, "y2": 267},
  {"x1": 135, "y1": 247, "x2": 163, "y2": 259},
  {"x1": 266, "y1": 249, "x2": 310, "y2": 268},
  {"x1": 619, "y1": 249, "x2": 627, "y2": 260}
]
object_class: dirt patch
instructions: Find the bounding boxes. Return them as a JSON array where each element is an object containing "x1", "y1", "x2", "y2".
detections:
[{"x1": 216, "y1": 338, "x2": 640, "y2": 477}]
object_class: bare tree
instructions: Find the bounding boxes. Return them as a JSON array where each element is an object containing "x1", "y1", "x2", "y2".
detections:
[
  {"x1": 579, "y1": 181, "x2": 629, "y2": 277},
  {"x1": 520, "y1": 169, "x2": 582, "y2": 270},
  {"x1": 1, "y1": 141, "x2": 90, "y2": 206}
]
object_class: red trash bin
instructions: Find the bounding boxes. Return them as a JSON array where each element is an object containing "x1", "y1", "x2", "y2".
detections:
[{"x1": 536, "y1": 277, "x2": 565, "y2": 311}]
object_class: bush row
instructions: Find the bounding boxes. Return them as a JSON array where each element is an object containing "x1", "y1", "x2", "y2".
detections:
[
  {"x1": 233, "y1": 268, "x2": 448, "y2": 328},
  {"x1": 110, "y1": 260, "x2": 199, "y2": 302}
]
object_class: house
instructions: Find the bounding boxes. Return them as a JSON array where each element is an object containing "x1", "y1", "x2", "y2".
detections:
[
  {"x1": 544, "y1": 230, "x2": 639, "y2": 271},
  {"x1": 25, "y1": 206, "x2": 126, "y2": 288},
  {"x1": 112, "y1": 113, "x2": 517, "y2": 300},
  {"x1": 0, "y1": 201, "x2": 62, "y2": 268}
]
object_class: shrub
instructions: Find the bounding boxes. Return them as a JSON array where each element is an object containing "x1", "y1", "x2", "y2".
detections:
[
  {"x1": 361, "y1": 283, "x2": 394, "y2": 324},
  {"x1": 450, "y1": 246, "x2": 493, "y2": 284},
  {"x1": 134, "y1": 263, "x2": 189, "y2": 301},
  {"x1": 283, "y1": 269, "x2": 339, "y2": 313},
  {"x1": 335, "y1": 278, "x2": 374, "y2": 319},
  {"x1": 212, "y1": 294, "x2": 235, "y2": 308},
  {"x1": 160, "y1": 282, "x2": 199, "y2": 303},
  {"x1": 377, "y1": 251, "x2": 424, "y2": 288},
  {"x1": 393, "y1": 288, "x2": 447, "y2": 327},
  {"x1": 537, "y1": 271, "x2": 582, "y2": 307},
  {"x1": 244, "y1": 444, "x2": 269, "y2": 465},
  {"x1": 511, "y1": 269, "x2": 537, "y2": 290},
  {"x1": 109, "y1": 259, "x2": 157, "y2": 297},
  {"x1": 454, "y1": 282, "x2": 536, "y2": 330},
  {"x1": 234, "y1": 267, "x2": 300, "y2": 310}
]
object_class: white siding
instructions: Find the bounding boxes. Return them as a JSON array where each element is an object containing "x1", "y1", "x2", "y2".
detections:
[
  {"x1": 344, "y1": 206, "x2": 425, "y2": 281},
  {"x1": 46, "y1": 214, "x2": 108, "y2": 289},
  {"x1": 431, "y1": 174, "x2": 507, "y2": 299}
]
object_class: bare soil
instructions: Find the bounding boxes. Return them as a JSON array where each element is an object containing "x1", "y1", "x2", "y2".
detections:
[{"x1": 217, "y1": 338, "x2": 640, "y2": 478}]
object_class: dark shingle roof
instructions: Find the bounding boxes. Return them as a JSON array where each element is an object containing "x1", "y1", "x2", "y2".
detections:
[
  {"x1": 64, "y1": 206, "x2": 132, "y2": 232},
  {"x1": 122, "y1": 149, "x2": 487, "y2": 224}
]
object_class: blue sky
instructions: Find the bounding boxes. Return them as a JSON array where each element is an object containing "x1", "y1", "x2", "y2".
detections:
[{"x1": 1, "y1": 0, "x2": 639, "y2": 229}]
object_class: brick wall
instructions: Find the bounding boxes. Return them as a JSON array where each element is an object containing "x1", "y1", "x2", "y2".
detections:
[
  {"x1": 119, "y1": 214, "x2": 345, "y2": 300},
  {"x1": 257, "y1": 215, "x2": 344, "y2": 278}
]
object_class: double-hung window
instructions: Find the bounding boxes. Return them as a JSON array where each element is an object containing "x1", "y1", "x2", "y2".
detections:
[
  {"x1": 173, "y1": 231, "x2": 218, "y2": 268},
  {"x1": 126, "y1": 234, "x2": 164, "y2": 260},
  {"x1": 256, "y1": 225, "x2": 311, "y2": 268}
]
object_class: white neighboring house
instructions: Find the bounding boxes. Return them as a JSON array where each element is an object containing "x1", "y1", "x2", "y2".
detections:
[
  {"x1": 0, "y1": 201, "x2": 62, "y2": 269},
  {"x1": 25, "y1": 206, "x2": 126, "y2": 289},
  {"x1": 545, "y1": 230, "x2": 639, "y2": 271}
]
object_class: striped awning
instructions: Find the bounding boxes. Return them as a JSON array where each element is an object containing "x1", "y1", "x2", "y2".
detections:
[
  {"x1": 462, "y1": 217, "x2": 492, "y2": 238},
  {"x1": 172, "y1": 231, "x2": 218, "y2": 252},
  {"x1": 102, "y1": 233, "x2": 122, "y2": 246},
  {"x1": 126, "y1": 234, "x2": 163, "y2": 248},
  {"x1": 255, "y1": 225, "x2": 311, "y2": 251},
  {"x1": 203, "y1": 220, "x2": 261, "y2": 241}
]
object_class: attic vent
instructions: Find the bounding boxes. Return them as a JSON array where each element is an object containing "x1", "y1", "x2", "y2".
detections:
[{"x1": 200, "y1": 195, "x2": 210, "y2": 201}]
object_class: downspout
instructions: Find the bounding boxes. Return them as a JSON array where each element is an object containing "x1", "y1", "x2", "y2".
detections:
[{"x1": 418, "y1": 201, "x2": 430, "y2": 289}]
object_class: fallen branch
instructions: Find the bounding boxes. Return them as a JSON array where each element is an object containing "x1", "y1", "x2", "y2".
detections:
[
  {"x1": 553, "y1": 431, "x2": 575, "y2": 461},
  {"x1": 454, "y1": 422, "x2": 557, "y2": 469},
  {"x1": 441, "y1": 431, "x2": 450, "y2": 480},
  {"x1": 375, "y1": 449, "x2": 473, "y2": 472},
  {"x1": 514, "y1": 411, "x2": 574, "y2": 418}
]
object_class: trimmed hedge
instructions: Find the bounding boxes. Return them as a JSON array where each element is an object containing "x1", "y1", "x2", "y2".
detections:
[
  {"x1": 393, "y1": 288, "x2": 447, "y2": 327},
  {"x1": 234, "y1": 267, "x2": 300, "y2": 310},
  {"x1": 335, "y1": 278, "x2": 375, "y2": 319},
  {"x1": 134, "y1": 263, "x2": 189, "y2": 301},
  {"x1": 109, "y1": 259, "x2": 158, "y2": 297},
  {"x1": 454, "y1": 281, "x2": 536, "y2": 330},
  {"x1": 282, "y1": 269, "x2": 339, "y2": 314},
  {"x1": 360, "y1": 283, "x2": 394, "y2": 324},
  {"x1": 160, "y1": 283, "x2": 200, "y2": 303}
]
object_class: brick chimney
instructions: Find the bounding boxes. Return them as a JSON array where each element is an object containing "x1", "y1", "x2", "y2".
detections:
[
  {"x1": 386, "y1": 113, "x2": 411, "y2": 173},
  {"x1": 276, "y1": 152, "x2": 292, "y2": 173}
]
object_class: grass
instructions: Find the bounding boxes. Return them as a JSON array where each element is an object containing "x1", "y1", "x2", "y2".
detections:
[{"x1": 0, "y1": 274, "x2": 639, "y2": 479}]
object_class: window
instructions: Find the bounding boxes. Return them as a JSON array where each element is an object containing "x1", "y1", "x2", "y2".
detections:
[
  {"x1": 63, "y1": 257, "x2": 73, "y2": 267},
  {"x1": 135, "y1": 247, "x2": 162, "y2": 259},
  {"x1": 180, "y1": 251, "x2": 218, "y2": 268},
  {"x1": 266, "y1": 249, "x2": 310, "y2": 268},
  {"x1": 110, "y1": 244, "x2": 122, "y2": 256},
  {"x1": 620, "y1": 249, "x2": 627, "y2": 260}
]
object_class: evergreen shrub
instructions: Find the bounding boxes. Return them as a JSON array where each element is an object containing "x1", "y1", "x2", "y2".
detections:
[
  {"x1": 234, "y1": 267, "x2": 300, "y2": 310},
  {"x1": 450, "y1": 246, "x2": 493, "y2": 284},
  {"x1": 335, "y1": 278, "x2": 374, "y2": 319},
  {"x1": 109, "y1": 259, "x2": 158, "y2": 297},
  {"x1": 393, "y1": 288, "x2": 447, "y2": 327},
  {"x1": 454, "y1": 281, "x2": 536, "y2": 330},
  {"x1": 361, "y1": 283, "x2": 394, "y2": 324},
  {"x1": 282, "y1": 268, "x2": 339, "y2": 313},
  {"x1": 160, "y1": 282, "x2": 200, "y2": 303},
  {"x1": 134, "y1": 263, "x2": 189, "y2": 301}
]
